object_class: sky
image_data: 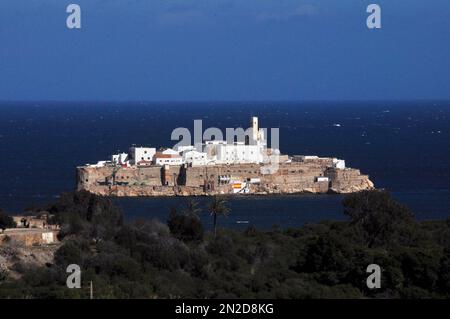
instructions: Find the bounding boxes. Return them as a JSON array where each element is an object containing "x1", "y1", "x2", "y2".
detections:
[{"x1": 0, "y1": 0, "x2": 449, "y2": 102}]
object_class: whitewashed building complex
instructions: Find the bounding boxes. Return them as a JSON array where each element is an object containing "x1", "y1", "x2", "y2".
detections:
[{"x1": 87, "y1": 116, "x2": 346, "y2": 171}]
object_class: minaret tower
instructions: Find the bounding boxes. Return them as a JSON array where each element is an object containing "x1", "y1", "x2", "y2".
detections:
[{"x1": 251, "y1": 116, "x2": 259, "y2": 143}]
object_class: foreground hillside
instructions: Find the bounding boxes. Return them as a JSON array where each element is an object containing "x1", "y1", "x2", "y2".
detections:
[{"x1": 0, "y1": 190, "x2": 449, "y2": 298}]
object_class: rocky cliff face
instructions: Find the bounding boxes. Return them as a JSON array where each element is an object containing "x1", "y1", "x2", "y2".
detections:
[
  {"x1": 77, "y1": 162, "x2": 374, "y2": 197},
  {"x1": 0, "y1": 243, "x2": 59, "y2": 280},
  {"x1": 330, "y1": 176, "x2": 375, "y2": 194},
  {"x1": 325, "y1": 168, "x2": 375, "y2": 194}
]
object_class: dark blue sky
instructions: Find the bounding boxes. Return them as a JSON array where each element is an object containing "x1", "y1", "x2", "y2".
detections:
[{"x1": 0, "y1": 0, "x2": 449, "y2": 101}]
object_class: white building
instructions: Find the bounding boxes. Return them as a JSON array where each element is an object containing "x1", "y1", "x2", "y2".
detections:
[
  {"x1": 204, "y1": 140, "x2": 225, "y2": 159},
  {"x1": 183, "y1": 150, "x2": 209, "y2": 166},
  {"x1": 333, "y1": 158, "x2": 346, "y2": 169},
  {"x1": 250, "y1": 116, "x2": 266, "y2": 146},
  {"x1": 154, "y1": 150, "x2": 183, "y2": 166},
  {"x1": 200, "y1": 118, "x2": 268, "y2": 165},
  {"x1": 161, "y1": 148, "x2": 179, "y2": 156},
  {"x1": 215, "y1": 142, "x2": 264, "y2": 164},
  {"x1": 112, "y1": 152, "x2": 128, "y2": 165},
  {"x1": 300, "y1": 155, "x2": 319, "y2": 161},
  {"x1": 89, "y1": 161, "x2": 109, "y2": 167},
  {"x1": 99, "y1": 116, "x2": 274, "y2": 168},
  {"x1": 176, "y1": 145, "x2": 195, "y2": 153},
  {"x1": 129, "y1": 147, "x2": 156, "y2": 165}
]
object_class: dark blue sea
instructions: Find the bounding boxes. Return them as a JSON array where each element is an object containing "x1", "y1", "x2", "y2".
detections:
[{"x1": 0, "y1": 101, "x2": 449, "y2": 229}]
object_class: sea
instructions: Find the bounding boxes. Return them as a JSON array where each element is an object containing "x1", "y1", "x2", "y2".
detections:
[{"x1": 0, "y1": 101, "x2": 449, "y2": 230}]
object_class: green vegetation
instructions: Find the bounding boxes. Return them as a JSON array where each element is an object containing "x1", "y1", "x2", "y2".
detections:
[
  {"x1": 168, "y1": 206, "x2": 204, "y2": 242},
  {"x1": 208, "y1": 196, "x2": 230, "y2": 239},
  {"x1": 0, "y1": 210, "x2": 16, "y2": 230},
  {"x1": 0, "y1": 190, "x2": 449, "y2": 298}
]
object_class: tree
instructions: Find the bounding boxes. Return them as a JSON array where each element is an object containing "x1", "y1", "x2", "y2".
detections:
[
  {"x1": 168, "y1": 207, "x2": 204, "y2": 242},
  {"x1": 342, "y1": 190, "x2": 415, "y2": 247},
  {"x1": 208, "y1": 196, "x2": 229, "y2": 239},
  {"x1": 47, "y1": 191, "x2": 123, "y2": 240},
  {"x1": 0, "y1": 210, "x2": 16, "y2": 230},
  {"x1": 182, "y1": 199, "x2": 201, "y2": 218},
  {"x1": 54, "y1": 240, "x2": 86, "y2": 267}
]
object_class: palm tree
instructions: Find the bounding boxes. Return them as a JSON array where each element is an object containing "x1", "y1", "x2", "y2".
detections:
[
  {"x1": 183, "y1": 198, "x2": 202, "y2": 218},
  {"x1": 208, "y1": 196, "x2": 230, "y2": 238}
]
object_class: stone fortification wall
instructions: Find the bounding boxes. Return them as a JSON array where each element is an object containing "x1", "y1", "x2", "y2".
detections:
[
  {"x1": 325, "y1": 168, "x2": 374, "y2": 193},
  {"x1": 77, "y1": 166, "x2": 162, "y2": 190},
  {"x1": 77, "y1": 161, "x2": 374, "y2": 197}
]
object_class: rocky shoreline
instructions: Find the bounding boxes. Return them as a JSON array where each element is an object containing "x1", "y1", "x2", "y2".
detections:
[
  {"x1": 81, "y1": 177, "x2": 374, "y2": 198},
  {"x1": 77, "y1": 161, "x2": 375, "y2": 198}
]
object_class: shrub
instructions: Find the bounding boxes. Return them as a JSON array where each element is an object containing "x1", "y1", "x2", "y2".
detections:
[
  {"x1": 343, "y1": 190, "x2": 415, "y2": 247},
  {"x1": 0, "y1": 210, "x2": 16, "y2": 230},
  {"x1": 168, "y1": 209, "x2": 204, "y2": 242},
  {"x1": 54, "y1": 240, "x2": 89, "y2": 267}
]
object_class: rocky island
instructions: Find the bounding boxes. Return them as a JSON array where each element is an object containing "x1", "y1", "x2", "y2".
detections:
[{"x1": 76, "y1": 117, "x2": 374, "y2": 197}]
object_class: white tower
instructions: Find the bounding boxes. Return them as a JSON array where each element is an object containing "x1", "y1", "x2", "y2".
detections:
[{"x1": 251, "y1": 116, "x2": 259, "y2": 143}]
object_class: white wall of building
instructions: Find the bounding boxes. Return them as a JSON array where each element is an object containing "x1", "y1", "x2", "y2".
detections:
[
  {"x1": 90, "y1": 161, "x2": 108, "y2": 167},
  {"x1": 251, "y1": 116, "x2": 259, "y2": 142},
  {"x1": 112, "y1": 153, "x2": 128, "y2": 164},
  {"x1": 130, "y1": 147, "x2": 156, "y2": 164},
  {"x1": 176, "y1": 145, "x2": 195, "y2": 153},
  {"x1": 333, "y1": 158, "x2": 346, "y2": 169},
  {"x1": 154, "y1": 156, "x2": 183, "y2": 166},
  {"x1": 183, "y1": 150, "x2": 208, "y2": 166},
  {"x1": 161, "y1": 148, "x2": 179, "y2": 155},
  {"x1": 41, "y1": 232, "x2": 55, "y2": 244},
  {"x1": 215, "y1": 143, "x2": 264, "y2": 164}
]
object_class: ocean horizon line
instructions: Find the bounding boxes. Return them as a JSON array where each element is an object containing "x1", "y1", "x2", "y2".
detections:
[{"x1": 1, "y1": 99, "x2": 449, "y2": 106}]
